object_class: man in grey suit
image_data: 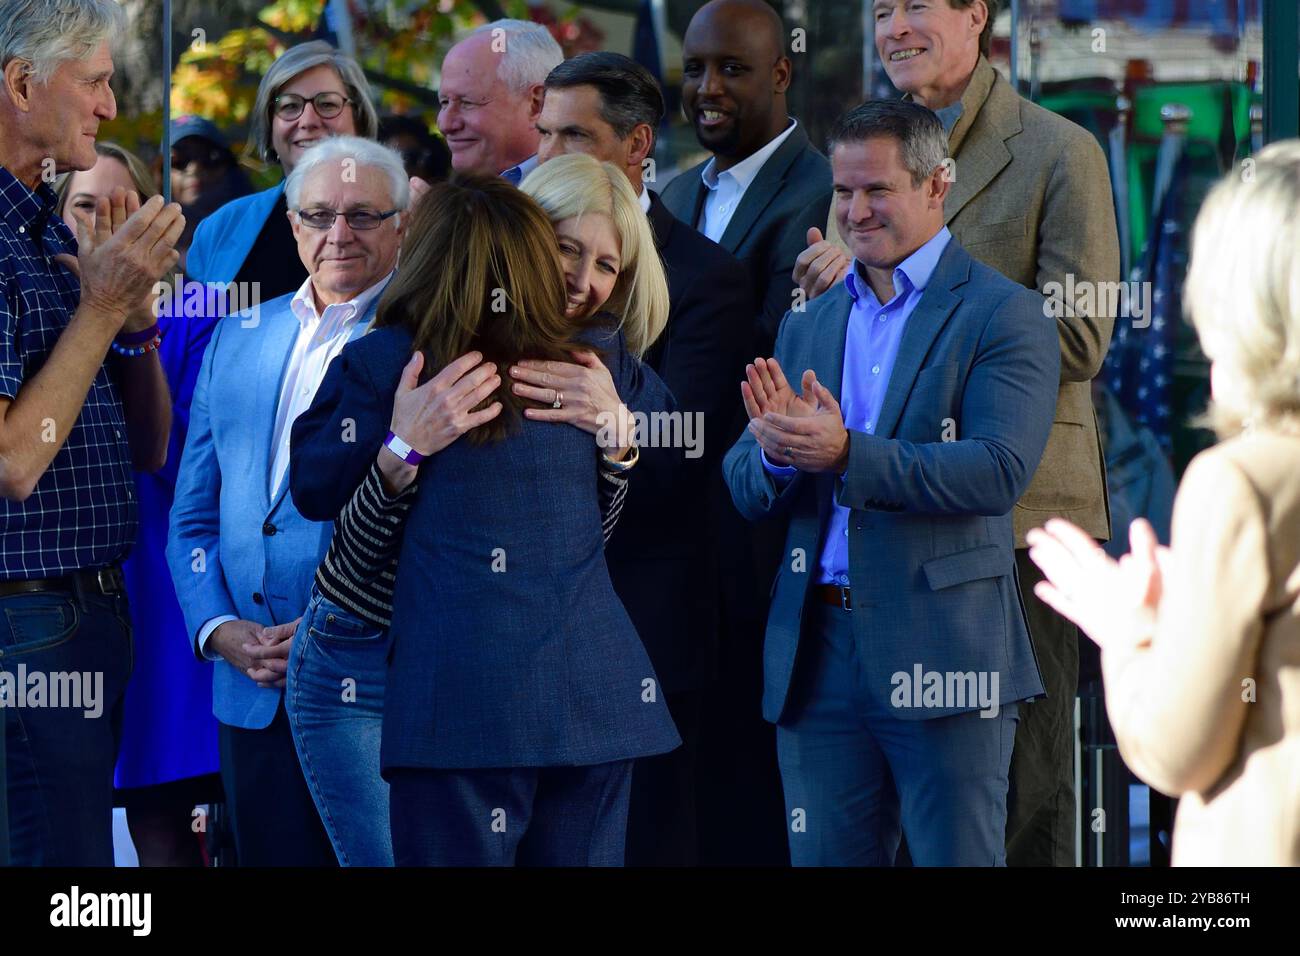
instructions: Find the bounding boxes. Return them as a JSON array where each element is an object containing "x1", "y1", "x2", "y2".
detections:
[
  {"x1": 796, "y1": 0, "x2": 1120, "y2": 866},
  {"x1": 724, "y1": 100, "x2": 1058, "y2": 865}
]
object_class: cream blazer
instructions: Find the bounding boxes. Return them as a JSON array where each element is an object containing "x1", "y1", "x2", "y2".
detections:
[{"x1": 1103, "y1": 430, "x2": 1300, "y2": 865}]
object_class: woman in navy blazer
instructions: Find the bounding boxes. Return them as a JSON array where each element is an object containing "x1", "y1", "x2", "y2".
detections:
[{"x1": 292, "y1": 174, "x2": 680, "y2": 865}]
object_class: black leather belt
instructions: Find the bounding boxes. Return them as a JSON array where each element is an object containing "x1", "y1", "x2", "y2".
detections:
[
  {"x1": 0, "y1": 566, "x2": 125, "y2": 598},
  {"x1": 814, "y1": 583, "x2": 852, "y2": 611}
]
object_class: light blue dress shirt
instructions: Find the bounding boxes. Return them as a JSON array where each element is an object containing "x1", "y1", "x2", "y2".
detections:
[
  {"x1": 761, "y1": 226, "x2": 953, "y2": 585},
  {"x1": 503, "y1": 154, "x2": 540, "y2": 186},
  {"x1": 698, "y1": 119, "x2": 798, "y2": 243}
]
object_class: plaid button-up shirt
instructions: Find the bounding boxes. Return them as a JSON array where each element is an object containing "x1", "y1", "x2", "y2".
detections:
[{"x1": 0, "y1": 162, "x2": 136, "y2": 579}]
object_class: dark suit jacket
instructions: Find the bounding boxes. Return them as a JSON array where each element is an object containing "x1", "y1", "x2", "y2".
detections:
[
  {"x1": 660, "y1": 121, "x2": 832, "y2": 357},
  {"x1": 723, "y1": 238, "x2": 1058, "y2": 724},
  {"x1": 291, "y1": 324, "x2": 682, "y2": 769},
  {"x1": 603, "y1": 194, "x2": 753, "y2": 694}
]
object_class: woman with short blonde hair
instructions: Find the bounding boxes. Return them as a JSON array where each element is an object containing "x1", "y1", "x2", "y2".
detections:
[{"x1": 1029, "y1": 140, "x2": 1300, "y2": 865}]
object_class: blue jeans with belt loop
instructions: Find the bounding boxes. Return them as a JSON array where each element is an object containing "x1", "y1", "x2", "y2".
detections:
[
  {"x1": 1, "y1": 586, "x2": 133, "y2": 866},
  {"x1": 285, "y1": 585, "x2": 392, "y2": 866}
]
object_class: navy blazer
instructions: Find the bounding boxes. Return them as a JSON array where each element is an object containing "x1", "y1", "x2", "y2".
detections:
[
  {"x1": 723, "y1": 238, "x2": 1058, "y2": 723},
  {"x1": 291, "y1": 323, "x2": 682, "y2": 769},
  {"x1": 660, "y1": 121, "x2": 832, "y2": 356},
  {"x1": 602, "y1": 193, "x2": 753, "y2": 693}
]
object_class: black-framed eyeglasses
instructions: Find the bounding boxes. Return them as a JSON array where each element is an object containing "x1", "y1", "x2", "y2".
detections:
[
  {"x1": 295, "y1": 208, "x2": 400, "y2": 231},
  {"x1": 274, "y1": 92, "x2": 351, "y2": 121}
]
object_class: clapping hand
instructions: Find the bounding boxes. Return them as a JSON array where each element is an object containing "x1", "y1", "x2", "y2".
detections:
[
  {"x1": 743, "y1": 357, "x2": 849, "y2": 473},
  {"x1": 1027, "y1": 517, "x2": 1166, "y2": 651}
]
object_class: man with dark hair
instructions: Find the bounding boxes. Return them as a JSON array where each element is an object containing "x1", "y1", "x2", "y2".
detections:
[
  {"x1": 796, "y1": 0, "x2": 1120, "y2": 867},
  {"x1": 659, "y1": 0, "x2": 833, "y2": 865},
  {"x1": 536, "y1": 51, "x2": 753, "y2": 866},
  {"x1": 661, "y1": 0, "x2": 831, "y2": 355},
  {"x1": 725, "y1": 98, "x2": 1058, "y2": 865}
]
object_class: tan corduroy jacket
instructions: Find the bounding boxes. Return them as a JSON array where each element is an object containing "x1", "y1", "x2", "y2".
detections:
[
  {"x1": 1101, "y1": 431, "x2": 1300, "y2": 865},
  {"x1": 829, "y1": 57, "x2": 1121, "y2": 545}
]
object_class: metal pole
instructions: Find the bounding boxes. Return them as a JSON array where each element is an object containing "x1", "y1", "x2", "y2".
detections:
[
  {"x1": 1262, "y1": 0, "x2": 1299, "y2": 143},
  {"x1": 1009, "y1": 0, "x2": 1020, "y2": 91},
  {"x1": 162, "y1": 0, "x2": 172, "y2": 204}
]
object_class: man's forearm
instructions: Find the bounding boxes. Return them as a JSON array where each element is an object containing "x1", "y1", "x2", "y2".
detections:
[
  {"x1": 115, "y1": 348, "x2": 171, "y2": 472},
  {"x1": 0, "y1": 304, "x2": 119, "y2": 498}
]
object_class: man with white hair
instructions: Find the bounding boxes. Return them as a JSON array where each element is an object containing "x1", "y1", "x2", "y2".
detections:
[
  {"x1": 0, "y1": 0, "x2": 182, "y2": 865},
  {"x1": 168, "y1": 136, "x2": 407, "y2": 865},
  {"x1": 437, "y1": 18, "x2": 563, "y2": 182}
]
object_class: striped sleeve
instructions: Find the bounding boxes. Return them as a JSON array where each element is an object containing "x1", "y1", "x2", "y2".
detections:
[
  {"x1": 598, "y1": 456, "x2": 630, "y2": 544},
  {"x1": 314, "y1": 460, "x2": 417, "y2": 629}
]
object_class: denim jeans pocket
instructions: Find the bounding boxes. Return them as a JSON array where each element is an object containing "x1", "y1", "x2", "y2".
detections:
[
  {"x1": 307, "y1": 597, "x2": 386, "y2": 645},
  {"x1": 0, "y1": 593, "x2": 80, "y2": 658}
]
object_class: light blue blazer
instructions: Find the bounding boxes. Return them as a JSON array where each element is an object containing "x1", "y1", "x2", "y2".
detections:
[
  {"x1": 166, "y1": 291, "x2": 376, "y2": 729},
  {"x1": 724, "y1": 239, "x2": 1059, "y2": 724},
  {"x1": 186, "y1": 184, "x2": 284, "y2": 285}
]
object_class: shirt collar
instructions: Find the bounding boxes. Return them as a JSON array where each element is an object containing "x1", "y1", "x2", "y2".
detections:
[
  {"x1": 637, "y1": 185, "x2": 652, "y2": 214},
  {"x1": 0, "y1": 162, "x2": 67, "y2": 244},
  {"x1": 935, "y1": 100, "x2": 964, "y2": 134},
  {"x1": 700, "y1": 118, "x2": 798, "y2": 193},
  {"x1": 502, "y1": 154, "x2": 540, "y2": 186},
  {"x1": 844, "y1": 226, "x2": 952, "y2": 306},
  {"x1": 291, "y1": 269, "x2": 395, "y2": 329}
]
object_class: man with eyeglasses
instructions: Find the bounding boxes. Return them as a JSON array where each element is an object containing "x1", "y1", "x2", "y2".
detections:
[{"x1": 168, "y1": 136, "x2": 407, "y2": 866}]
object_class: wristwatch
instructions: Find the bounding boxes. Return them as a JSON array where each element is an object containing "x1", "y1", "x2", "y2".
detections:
[{"x1": 384, "y1": 431, "x2": 426, "y2": 465}]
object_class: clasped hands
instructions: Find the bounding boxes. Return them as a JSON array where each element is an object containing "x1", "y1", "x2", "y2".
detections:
[
  {"x1": 211, "y1": 618, "x2": 301, "y2": 689},
  {"x1": 742, "y1": 356, "x2": 849, "y2": 474}
]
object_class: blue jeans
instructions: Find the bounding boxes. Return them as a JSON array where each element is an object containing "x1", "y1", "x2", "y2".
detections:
[
  {"x1": 1, "y1": 587, "x2": 133, "y2": 866},
  {"x1": 285, "y1": 586, "x2": 392, "y2": 866}
]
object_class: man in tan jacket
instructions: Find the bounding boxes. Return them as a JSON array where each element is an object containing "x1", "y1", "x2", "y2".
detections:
[{"x1": 795, "y1": 0, "x2": 1119, "y2": 866}]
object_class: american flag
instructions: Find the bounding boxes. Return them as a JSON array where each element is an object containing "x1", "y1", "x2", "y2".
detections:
[{"x1": 1103, "y1": 150, "x2": 1189, "y2": 453}]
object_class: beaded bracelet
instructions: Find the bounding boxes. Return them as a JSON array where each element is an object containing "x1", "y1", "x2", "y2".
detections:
[{"x1": 109, "y1": 331, "x2": 163, "y2": 358}]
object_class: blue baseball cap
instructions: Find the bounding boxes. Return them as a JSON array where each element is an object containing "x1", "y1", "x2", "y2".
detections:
[{"x1": 170, "y1": 115, "x2": 228, "y2": 149}]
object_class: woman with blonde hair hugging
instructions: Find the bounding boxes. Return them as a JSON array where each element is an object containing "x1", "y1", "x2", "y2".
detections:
[
  {"x1": 508, "y1": 153, "x2": 669, "y2": 437},
  {"x1": 1029, "y1": 141, "x2": 1300, "y2": 865}
]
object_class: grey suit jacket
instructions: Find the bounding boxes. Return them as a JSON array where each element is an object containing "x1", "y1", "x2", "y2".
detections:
[
  {"x1": 661, "y1": 121, "x2": 831, "y2": 357},
  {"x1": 828, "y1": 57, "x2": 1121, "y2": 544},
  {"x1": 724, "y1": 238, "x2": 1057, "y2": 723}
]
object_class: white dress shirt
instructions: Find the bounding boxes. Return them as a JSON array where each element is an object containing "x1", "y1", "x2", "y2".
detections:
[
  {"x1": 196, "y1": 270, "x2": 394, "y2": 661},
  {"x1": 698, "y1": 118, "x2": 798, "y2": 243},
  {"x1": 638, "y1": 184, "x2": 652, "y2": 214}
]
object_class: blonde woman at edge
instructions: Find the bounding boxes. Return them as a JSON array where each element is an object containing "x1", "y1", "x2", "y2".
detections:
[{"x1": 1028, "y1": 141, "x2": 1300, "y2": 865}]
